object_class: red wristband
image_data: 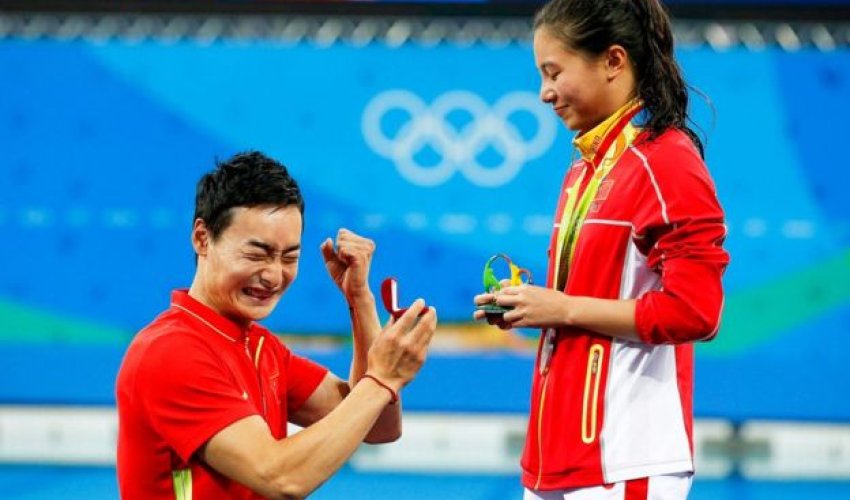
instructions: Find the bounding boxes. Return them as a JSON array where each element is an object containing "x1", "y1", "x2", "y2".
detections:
[{"x1": 361, "y1": 374, "x2": 399, "y2": 405}]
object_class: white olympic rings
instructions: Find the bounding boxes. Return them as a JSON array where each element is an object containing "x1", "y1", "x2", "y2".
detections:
[{"x1": 362, "y1": 90, "x2": 557, "y2": 187}]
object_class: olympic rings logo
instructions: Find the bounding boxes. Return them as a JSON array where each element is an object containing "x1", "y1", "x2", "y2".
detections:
[{"x1": 361, "y1": 90, "x2": 557, "y2": 187}]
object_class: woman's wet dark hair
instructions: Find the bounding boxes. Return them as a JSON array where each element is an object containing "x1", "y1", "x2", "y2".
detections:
[{"x1": 535, "y1": 0, "x2": 705, "y2": 156}]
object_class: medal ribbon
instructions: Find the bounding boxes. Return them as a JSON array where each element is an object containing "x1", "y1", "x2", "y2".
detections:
[{"x1": 553, "y1": 102, "x2": 643, "y2": 292}]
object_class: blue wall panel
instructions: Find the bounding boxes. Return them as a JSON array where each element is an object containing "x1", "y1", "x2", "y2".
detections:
[{"x1": 1, "y1": 38, "x2": 848, "y2": 419}]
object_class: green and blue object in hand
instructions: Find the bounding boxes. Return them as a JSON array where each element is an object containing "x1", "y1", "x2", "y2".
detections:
[{"x1": 478, "y1": 254, "x2": 532, "y2": 316}]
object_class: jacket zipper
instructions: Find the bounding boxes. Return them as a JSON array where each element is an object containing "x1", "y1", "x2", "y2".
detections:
[{"x1": 534, "y1": 373, "x2": 549, "y2": 490}]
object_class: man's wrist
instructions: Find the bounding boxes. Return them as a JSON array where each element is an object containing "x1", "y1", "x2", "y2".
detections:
[
  {"x1": 348, "y1": 292, "x2": 380, "y2": 345},
  {"x1": 346, "y1": 290, "x2": 375, "y2": 308},
  {"x1": 360, "y1": 373, "x2": 399, "y2": 404}
]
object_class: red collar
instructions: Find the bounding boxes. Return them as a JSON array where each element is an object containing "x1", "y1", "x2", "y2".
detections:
[{"x1": 170, "y1": 289, "x2": 252, "y2": 342}]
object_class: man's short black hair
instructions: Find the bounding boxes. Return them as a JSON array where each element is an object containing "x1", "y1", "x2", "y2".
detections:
[{"x1": 194, "y1": 151, "x2": 304, "y2": 240}]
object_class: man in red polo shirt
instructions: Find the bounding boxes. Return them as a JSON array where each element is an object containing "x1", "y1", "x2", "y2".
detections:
[{"x1": 116, "y1": 151, "x2": 437, "y2": 499}]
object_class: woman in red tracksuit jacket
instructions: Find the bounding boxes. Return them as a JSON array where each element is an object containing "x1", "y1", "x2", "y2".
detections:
[{"x1": 474, "y1": 1, "x2": 730, "y2": 499}]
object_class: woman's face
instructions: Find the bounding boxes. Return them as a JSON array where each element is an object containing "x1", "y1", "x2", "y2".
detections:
[{"x1": 533, "y1": 27, "x2": 612, "y2": 133}]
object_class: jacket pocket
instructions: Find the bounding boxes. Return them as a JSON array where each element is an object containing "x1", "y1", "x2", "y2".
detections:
[{"x1": 581, "y1": 344, "x2": 604, "y2": 444}]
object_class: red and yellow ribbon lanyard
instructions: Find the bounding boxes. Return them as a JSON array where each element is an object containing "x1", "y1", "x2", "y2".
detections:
[{"x1": 539, "y1": 101, "x2": 643, "y2": 376}]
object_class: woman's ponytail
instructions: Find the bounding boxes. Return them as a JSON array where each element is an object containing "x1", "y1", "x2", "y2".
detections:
[{"x1": 631, "y1": 0, "x2": 704, "y2": 156}]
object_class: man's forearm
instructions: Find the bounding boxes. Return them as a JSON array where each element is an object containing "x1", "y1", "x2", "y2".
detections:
[
  {"x1": 208, "y1": 380, "x2": 393, "y2": 499},
  {"x1": 346, "y1": 292, "x2": 402, "y2": 443},
  {"x1": 347, "y1": 292, "x2": 380, "y2": 383}
]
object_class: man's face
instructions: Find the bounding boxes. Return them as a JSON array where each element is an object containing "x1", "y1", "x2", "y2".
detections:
[{"x1": 195, "y1": 205, "x2": 302, "y2": 324}]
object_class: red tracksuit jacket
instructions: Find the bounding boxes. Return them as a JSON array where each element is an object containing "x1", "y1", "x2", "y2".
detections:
[{"x1": 521, "y1": 128, "x2": 730, "y2": 490}]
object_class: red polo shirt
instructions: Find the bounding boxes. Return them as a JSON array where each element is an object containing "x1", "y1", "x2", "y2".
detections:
[{"x1": 116, "y1": 290, "x2": 328, "y2": 499}]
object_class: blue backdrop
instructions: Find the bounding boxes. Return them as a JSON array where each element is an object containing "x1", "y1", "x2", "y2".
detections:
[{"x1": 1, "y1": 38, "x2": 848, "y2": 421}]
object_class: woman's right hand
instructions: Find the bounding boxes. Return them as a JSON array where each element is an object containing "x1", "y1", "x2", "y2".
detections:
[{"x1": 473, "y1": 278, "x2": 513, "y2": 329}]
